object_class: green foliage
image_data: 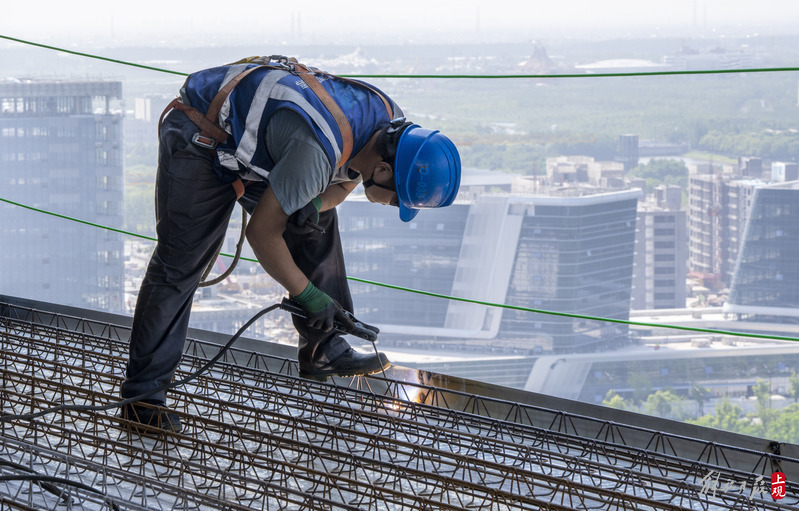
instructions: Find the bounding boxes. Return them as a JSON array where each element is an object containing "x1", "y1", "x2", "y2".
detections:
[
  {"x1": 399, "y1": 70, "x2": 799, "y2": 173},
  {"x1": 642, "y1": 389, "x2": 693, "y2": 421},
  {"x1": 690, "y1": 385, "x2": 711, "y2": 415},
  {"x1": 698, "y1": 129, "x2": 799, "y2": 161},
  {"x1": 549, "y1": 133, "x2": 618, "y2": 161},
  {"x1": 124, "y1": 164, "x2": 157, "y2": 236},
  {"x1": 602, "y1": 390, "x2": 628, "y2": 410},
  {"x1": 683, "y1": 151, "x2": 737, "y2": 165},
  {"x1": 628, "y1": 158, "x2": 689, "y2": 193},
  {"x1": 688, "y1": 398, "x2": 751, "y2": 434},
  {"x1": 686, "y1": 383, "x2": 799, "y2": 443},
  {"x1": 603, "y1": 388, "x2": 693, "y2": 420},
  {"x1": 789, "y1": 372, "x2": 799, "y2": 403},
  {"x1": 126, "y1": 142, "x2": 158, "y2": 167},
  {"x1": 751, "y1": 379, "x2": 772, "y2": 412},
  {"x1": 627, "y1": 372, "x2": 652, "y2": 405},
  {"x1": 603, "y1": 385, "x2": 799, "y2": 443},
  {"x1": 459, "y1": 142, "x2": 546, "y2": 174},
  {"x1": 761, "y1": 404, "x2": 799, "y2": 443}
]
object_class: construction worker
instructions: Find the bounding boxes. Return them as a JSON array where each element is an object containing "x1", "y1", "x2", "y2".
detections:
[{"x1": 119, "y1": 56, "x2": 461, "y2": 432}]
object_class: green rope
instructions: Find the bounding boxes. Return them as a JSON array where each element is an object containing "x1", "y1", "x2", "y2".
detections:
[
  {"x1": 0, "y1": 35, "x2": 189, "y2": 77},
  {"x1": 341, "y1": 68, "x2": 799, "y2": 79},
  {"x1": 4, "y1": 34, "x2": 799, "y2": 343},
  {"x1": 3, "y1": 34, "x2": 799, "y2": 80},
  {"x1": 348, "y1": 276, "x2": 799, "y2": 343},
  {"x1": 1, "y1": 197, "x2": 157, "y2": 242},
  {"x1": 4, "y1": 197, "x2": 798, "y2": 343}
]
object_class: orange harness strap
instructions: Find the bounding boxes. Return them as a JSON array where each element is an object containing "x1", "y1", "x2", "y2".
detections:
[
  {"x1": 159, "y1": 97, "x2": 250, "y2": 199},
  {"x1": 159, "y1": 98, "x2": 227, "y2": 146},
  {"x1": 159, "y1": 66, "x2": 270, "y2": 200},
  {"x1": 159, "y1": 58, "x2": 395, "y2": 200},
  {"x1": 292, "y1": 62, "x2": 355, "y2": 168},
  {"x1": 204, "y1": 66, "x2": 265, "y2": 132}
]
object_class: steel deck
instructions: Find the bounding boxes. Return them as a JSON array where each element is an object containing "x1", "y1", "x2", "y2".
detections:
[{"x1": 1, "y1": 300, "x2": 798, "y2": 510}]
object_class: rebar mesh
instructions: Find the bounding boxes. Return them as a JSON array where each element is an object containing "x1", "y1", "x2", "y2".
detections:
[{"x1": 1, "y1": 300, "x2": 798, "y2": 510}]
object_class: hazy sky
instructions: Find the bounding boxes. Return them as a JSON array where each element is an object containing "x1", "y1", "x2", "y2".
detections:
[{"x1": 3, "y1": 0, "x2": 798, "y2": 46}]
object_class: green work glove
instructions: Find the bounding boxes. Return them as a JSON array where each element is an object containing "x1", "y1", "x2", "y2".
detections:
[
  {"x1": 292, "y1": 281, "x2": 355, "y2": 333},
  {"x1": 287, "y1": 196, "x2": 322, "y2": 234}
]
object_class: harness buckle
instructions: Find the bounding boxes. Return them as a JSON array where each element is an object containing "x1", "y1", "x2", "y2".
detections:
[
  {"x1": 267, "y1": 55, "x2": 295, "y2": 72},
  {"x1": 192, "y1": 132, "x2": 218, "y2": 150}
]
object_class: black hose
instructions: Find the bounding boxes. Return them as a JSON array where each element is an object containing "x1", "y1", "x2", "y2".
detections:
[
  {"x1": 0, "y1": 303, "x2": 282, "y2": 510},
  {"x1": 0, "y1": 303, "x2": 280, "y2": 423}
]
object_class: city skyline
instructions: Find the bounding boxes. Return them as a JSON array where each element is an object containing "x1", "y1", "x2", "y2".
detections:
[
  {"x1": 3, "y1": 8, "x2": 799, "y2": 433},
  {"x1": 3, "y1": 1, "x2": 799, "y2": 47}
]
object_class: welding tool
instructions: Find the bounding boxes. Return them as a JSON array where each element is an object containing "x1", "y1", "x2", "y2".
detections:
[
  {"x1": 285, "y1": 196, "x2": 326, "y2": 235},
  {"x1": 280, "y1": 297, "x2": 389, "y2": 380},
  {"x1": 280, "y1": 298, "x2": 377, "y2": 341},
  {"x1": 303, "y1": 219, "x2": 326, "y2": 234}
]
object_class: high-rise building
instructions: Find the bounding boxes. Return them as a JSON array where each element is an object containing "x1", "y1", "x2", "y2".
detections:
[
  {"x1": 724, "y1": 181, "x2": 799, "y2": 323},
  {"x1": 545, "y1": 155, "x2": 624, "y2": 186},
  {"x1": 125, "y1": 93, "x2": 173, "y2": 147},
  {"x1": 725, "y1": 179, "x2": 758, "y2": 278},
  {"x1": 632, "y1": 185, "x2": 687, "y2": 310},
  {"x1": 339, "y1": 180, "x2": 641, "y2": 353},
  {"x1": 617, "y1": 134, "x2": 639, "y2": 172},
  {"x1": 738, "y1": 156, "x2": 763, "y2": 178},
  {"x1": 0, "y1": 79, "x2": 124, "y2": 312},
  {"x1": 771, "y1": 162, "x2": 799, "y2": 183},
  {"x1": 688, "y1": 173, "x2": 761, "y2": 290}
]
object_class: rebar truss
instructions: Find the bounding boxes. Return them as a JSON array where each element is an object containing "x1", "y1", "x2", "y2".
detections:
[{"x1": 0, "y1": 301, "x2": 797, "y2": 510}]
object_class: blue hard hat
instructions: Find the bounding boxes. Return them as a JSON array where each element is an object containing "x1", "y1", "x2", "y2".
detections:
[{"x1": 393, "y1": 125, "x2": 461, "y2": 222}]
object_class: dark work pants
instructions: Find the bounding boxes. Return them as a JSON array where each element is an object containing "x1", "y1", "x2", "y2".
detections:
[{"x1": 120, "y1": 111, "x2": 351, "y2": 402}]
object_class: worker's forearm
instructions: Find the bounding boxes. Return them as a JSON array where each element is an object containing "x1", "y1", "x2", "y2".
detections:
[
  {"x1": 248, "y1": 229, "x2": 308, "y2": 296},
  {"x1": 319, "y1": 182, "x2": 356, "y2": 210},
  {"x1": 246, "y1": 187, "x2": 309, "y2": 297}
]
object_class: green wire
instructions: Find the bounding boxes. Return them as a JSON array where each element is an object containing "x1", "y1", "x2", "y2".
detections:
[
  {"x1": 0, "y1": 35, "x2": 188, "y2": 76},
  {"x1": 3, "y1": 34, "x2": 799, "y2": 80},
  {"x1": 4, "y1": 34, "x2": 799, "y2": 343},
  {"x1": 348, "y1": 276, "x2": 799, "y2": 343},
  {"x1": 4, "y1": 197, "x2": 799, "y2": 343},
  {"x1": 1, "y1": 197, "x2": 157, "y2": 243},
  {"x1": 342, "y1": 68, "x2": 799, "y2": 79}
]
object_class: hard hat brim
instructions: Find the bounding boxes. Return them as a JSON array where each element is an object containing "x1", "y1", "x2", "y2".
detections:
[{"x1": 398, "y1": 203, "x2": 420, "y2": 222}]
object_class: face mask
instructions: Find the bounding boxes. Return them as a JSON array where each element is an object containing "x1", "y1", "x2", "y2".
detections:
[{"x1": 362, "y1": 175, "x2": 395, "y2": 192}]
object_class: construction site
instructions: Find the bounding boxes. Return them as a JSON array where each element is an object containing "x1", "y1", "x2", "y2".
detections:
[
  {"x1": 1, "y1": 295, "x2": 798, "y2": 510},
  {"x1": 4, "y1": 16, "x2": 799, "y2": 509}
]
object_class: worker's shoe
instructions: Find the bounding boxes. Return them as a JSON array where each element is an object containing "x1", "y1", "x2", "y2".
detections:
[
  {"x1": 119, "y1": 400, "x2": 183, "y2": 433},
  {"x1": 299, "y1": 348, "x2": 391, "y2": 382}
]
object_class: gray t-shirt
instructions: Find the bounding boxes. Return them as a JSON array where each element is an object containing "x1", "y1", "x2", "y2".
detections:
[{"x1": 264, "y1": 108, "x2": 360, "y2": 215}]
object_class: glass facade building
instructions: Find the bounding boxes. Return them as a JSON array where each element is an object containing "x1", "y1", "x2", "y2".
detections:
[
  {"x1": 499, "y1": 193, "x2": 640, "y2": 352},
  {"x1": 338, "y1": 187, "x2": 641, "y2": 354},
  {"x1": 340, "y1": 200, "x2": 469, "y2": 329},
  {"x1": 0, "y1": 80, "x2": 124, "y2": 312},
  {"x1": 725, "y1": 181, "x2": 799, "y2": 323}
]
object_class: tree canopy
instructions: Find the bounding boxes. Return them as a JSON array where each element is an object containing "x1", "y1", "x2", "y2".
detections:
[{"x1": 603, "y1": 378, "x2": 799, "y2": 444}]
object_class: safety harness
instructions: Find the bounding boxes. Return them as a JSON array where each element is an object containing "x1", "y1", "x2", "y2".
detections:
[
  {"x1": 157, "y1": 55, "x2": 396, "y2": 287},
  {"x1": 158, "y1": 55, "x2": 395, "y2": 200}
]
